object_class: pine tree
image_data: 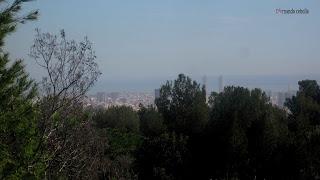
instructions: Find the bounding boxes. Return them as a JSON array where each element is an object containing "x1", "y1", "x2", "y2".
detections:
[
  {"x1": 0, "y1": 0, "x2": 38, "y2": 49},
  {"x1": 155, "y1": 74, "x2": 208, "y2": 136},
  {"x1": 285, "y1": 80, "x2": 320, "y2": 179},
  {"x1": 0, "y1": 0, "x2": 40, "y2": 178},
  {"x1": 0, "y1": 55, "x2": 43, "y2": 179}
]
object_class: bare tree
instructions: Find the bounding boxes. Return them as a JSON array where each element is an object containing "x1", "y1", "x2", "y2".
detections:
[
  {"x1": 29, "y1": 29, "x2": 102, "y2": 178},
  {"x1": 30, "y1": 29, "x2": 101, "y2": 136},
  {"x1": 30, "y1": 29, "x2": 100, "y2": 115}
]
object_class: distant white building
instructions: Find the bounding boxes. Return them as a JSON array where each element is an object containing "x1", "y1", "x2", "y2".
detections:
[
  {"x1": 96, "y1": 92, "x2": 106, "y2": 102},
  {"x1": 266, "y1": 90, "x2": 296, "y2": 107},
  {"x1": 155, "y1": 89, "x2": 160, "y2": 99},
  {"x1": 218, "y1": 75, "x2": 224, "y2": 93}
]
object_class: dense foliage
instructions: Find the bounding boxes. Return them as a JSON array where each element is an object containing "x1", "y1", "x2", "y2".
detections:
[
  {"x1": 155, "y1": 74, "x2": 208, "y2": 136},
  {"x1": 0, "y1": 1, "x2": 42, "y2": 178},
  {"x1": 285, "y1": 80, "x2": 320, "y2": 179},
  {"x1": 204, "y1": 87, "x2": 289, "y2": 179},
  {"x1": 0, "y1": 50, "x2": 42, "y2": 179},
  {"x1": 94, "y1": 106, "x2": 140, "y2": 133},
  {"x1": 91, "y1": 75, "x2": 320, "y2": 180}
]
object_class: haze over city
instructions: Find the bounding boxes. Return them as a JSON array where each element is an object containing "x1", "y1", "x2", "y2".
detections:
[
  {"x1": 4, "y1": 0, "x2": 320, "y2": 92},
  {"x1": 3, "y1": 0, "x2": 320, "y2": 179}
]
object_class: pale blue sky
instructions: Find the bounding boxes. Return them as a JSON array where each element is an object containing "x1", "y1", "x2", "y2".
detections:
[{"x1": 4, "y1": 0, "x2": 320, "y2": 91}]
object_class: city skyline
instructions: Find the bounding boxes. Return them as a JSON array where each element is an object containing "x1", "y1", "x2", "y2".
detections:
[{"x1": 89, "y1": 74, "x2": 320, "y2": 93}]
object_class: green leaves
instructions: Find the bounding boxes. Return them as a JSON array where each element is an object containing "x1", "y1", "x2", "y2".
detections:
[
  {"x1": 104, "y1": 128, "x2": 142, "y2": 159},
  {"x1": 155, "y1": 74, "x2": 208, "y2": 135},
  {"x1": 206, "y1": 86, "x2": 287, "y2": 179},
  {"x1": 0, "y1": 48, "x2": 43, "y2": 179},
  {"x1": 0, "y1": 0, "x2": 41, "y2": 177},
  {"x1": 138, "y1": 105, "x2": 166, "y2": 137},
  {"x1": 284, "y1": 80, "x2": 320, "y2": 178},
  {"x1": 135, "y1": 132, "x2": 189, "y2": 179},
  {"x1": 0, "y1": 0, "x2": 39, "y2": 49},
  {"x1": 93, "y1": 106, "x2": 140, "y2": 133},
  {"x1": 21, "y1": 10, "x2": 38, "y2": 23}
]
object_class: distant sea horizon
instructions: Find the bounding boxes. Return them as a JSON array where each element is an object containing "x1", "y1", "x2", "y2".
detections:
[{"x1": 89, "y1": 74, "x2": 320, "y2": 94}]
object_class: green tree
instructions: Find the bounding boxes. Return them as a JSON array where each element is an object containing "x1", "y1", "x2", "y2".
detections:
[
  {"x1": 93, "y1": 106, "x2": 140, "y2": 133},
  {"x1": 154, "y1": 74, "x2": 208, "y2": 179},
  {"x1": 138, "y1": 105, "x2": 166, "y2": 137},
  {"x1": 285, "y1": 80, "x2": 320, "y2": 179},
  {"x1": 135, "y1": 132, "x2": 189, "y2": 180},
  {"x1": 99, "y1": 128, "x2": 141, "y2": 180},
  {"x1": 0, "y1": 0, "x2": 38, "y2": 48},
  {"x1": 0, "y1": 0, "x2": 41, "y2": 179},
  {"x1": 0, "y1": 54, "x2": 42, "y2": 179},
  {"x1": 206, "y1": 87, "x2": 288, "y2": 179},
  {"x1": 92, "y1": 106, "x2": 142, "y2": 179},
  {"x1": 155, "y1": 74, "x2": 208, "y2": 136}
]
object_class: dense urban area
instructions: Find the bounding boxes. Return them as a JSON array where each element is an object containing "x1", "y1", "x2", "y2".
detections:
[{"x1": 85, "y1": 85, "x2": 297, "y2": 110}]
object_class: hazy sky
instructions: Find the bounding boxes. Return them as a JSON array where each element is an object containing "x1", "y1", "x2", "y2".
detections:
[{"x1": 4, "y1": 0, "x2": 320, "y2": 91}]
